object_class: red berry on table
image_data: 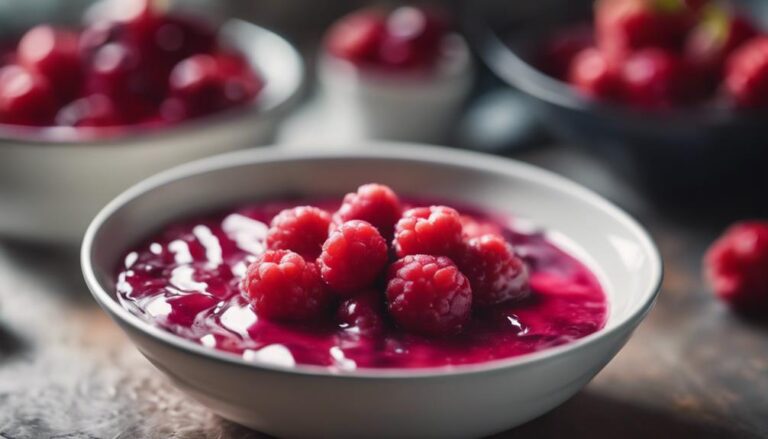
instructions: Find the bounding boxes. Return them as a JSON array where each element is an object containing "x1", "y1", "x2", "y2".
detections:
[
  {"x1": 595, "y1": 0, "x2": 695, "y2": 63},
  {"x1": 568, "y1": 47, "x2": 623, "y2": 100},
  {"x1": 17, "y1": 25, "x2": 82, "y2": 102},
  {"x1": 621, "y1": 48, "x2": 700, "y2": 108},
  {"x1": 337, "y1": 290, "x2": 385, "y2": 335},
  {"x1": 55, "y1": 94, "x2": 122, "y2": 127},
  {"x1": 243, "y1": 250, "x2": 330, "y2": 322},
  {"x1": 458, "y1": 234, "x2": 530, "y2": 307},
  {"x1": 335, "y1": 183, "x2": 402, "y2": 240},
  {"x1": 378, "y1": 6, "x2": 447, "y2": 69},
  {"x1": 385, "y1": 254, "x2": 472, "y2": 336},
  {"x1": 393, "y1": 205, "x2": 464, "y2": 258},
  {"x1": 539, "y1": 25, "x2": 594, "y2": 80},
  {"x1": 725, "y1": 36, "x2": 768, "y2": 109},
  {"x1": 319, "y1": 220, "x2": 388, "y2": 296},
  {"x1": 705, "y1": 222, "x2": 768, "y2": 311},
  {"x1": 0, "y1": 65, "x2": 57, "y2": 126},
  {"x1": 326, "y1": 9, "x2": 386, "y2": 64},
  {"x1": 685, "y1": 9, "x2": 757, "y2": 82},
  {"x1": 266, "y1": 206, "x2": 332, "y2": 259}
]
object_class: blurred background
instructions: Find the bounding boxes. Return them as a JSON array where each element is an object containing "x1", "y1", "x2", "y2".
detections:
[{"x1": 1, "y1": 0, "x2": 768, "y2": 437}]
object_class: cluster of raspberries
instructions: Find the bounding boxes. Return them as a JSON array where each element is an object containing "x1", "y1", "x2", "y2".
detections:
[
  {"x1": 543, "y1": 0, "x2": 768, "y2": 109},
  {"x1": 242, "y1": 184, "x2": 530, "y2": 337}
]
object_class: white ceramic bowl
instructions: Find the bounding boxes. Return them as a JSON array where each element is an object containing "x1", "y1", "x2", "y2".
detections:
[
  {"x1": 318, "y1": 35, "x2": 473, "y2": 144},
  {"x1": 0, "y1": 18, "x2": 304, "y2": 245},
  {"x1": 82, "y1": 144, "x2": 662, "y2": 439}
]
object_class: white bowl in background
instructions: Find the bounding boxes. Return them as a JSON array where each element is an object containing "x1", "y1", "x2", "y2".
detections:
[
  {"x1": 82, "y1": 144, "x2": 662, "y2": 439},
  {"x1": 0, "y1": 18, "x2": 304, "y2": 245},
  {"x1": 318, "y1": 35, "x2": 473, "y2": 144}
]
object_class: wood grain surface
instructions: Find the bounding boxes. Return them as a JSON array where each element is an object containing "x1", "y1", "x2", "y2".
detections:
[{"x1": 1, "y1": 146, "x2": 767, "y2": 439}]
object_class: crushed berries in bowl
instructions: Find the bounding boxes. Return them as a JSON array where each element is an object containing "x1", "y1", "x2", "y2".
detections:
[
  {"x1": 324, "y1": 5, "x2": 453, "y2": 72},
  {"x1": 0, "y1": 0, "x2": 263, "y2": 131},
  {"x1": 539, "y1": 0, "x2": 768, "y2": 110},
  {"x1": 116, "y1": 184, "x2": 608, "y2": 370}
]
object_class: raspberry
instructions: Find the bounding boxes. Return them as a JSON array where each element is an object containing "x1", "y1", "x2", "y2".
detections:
[
  {"x1": 319, "y1": 220, "x2": 388, "y2": 296},
  {"x1": 595, "y1": 0, "x2": 695, "y2": 63},
  {"x1": 326, "y1": 9, "x2": 386, "y2": 64},
  {"x1": 266, "y1": 206, "x2": 332, "y2": 259},
  {"x1": 17, "y1": 25, "x2": 82, "y2": 102},
  {"x1": 325, "y1": 6, "x2": 447, "y2": 70},
  {"x1": 243, "y1": 250, "x2": 330, "y2": 321},
  {"x1": 568, "y1": 47, "x2": 623, "y2": 100},
  {"x1": 337, "y1": 290, "x2": 385, "y2": 335},
  {"x1": 163, "y1": 52, "x2": 262, "y2": 120},
  {"x1": 685, "y1": 9, "x2": 757, "y2": 82},
  {"x1": 458, "y1": 234, "x2": 530, "y2": 307},
  {"x1": 378, "y1": 6, "x2": 447, "y2": 69},
  {"x1": 85, "y1": 42, "x2": 158, "y2": 121},
  {"x1": 461, "y1": 215, "x2": 503, "y2": 239},
  {"x1": 385, "y1": 254, "x2": 472, "y2": 336},
  {"x1": 725, "y1": 36, "x2": 768, "y2": 109},
  {"x1": 393, "y1": 206, "x2": 463, "y2": 258},
  {"x1": 705, "y1": 222, "x2": 768, "y2": 311},
  {"x1": 620, "y1": 48, "x2": 701, "y2": 108},
  {"x1": 0, "y1": 65, "x2": 57, "y2": 126},
  {"x1": 335, "y1": 183, "x2": 402, "y2": 239}
]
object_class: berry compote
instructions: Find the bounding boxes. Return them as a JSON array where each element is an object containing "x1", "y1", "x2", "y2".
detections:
[{"x1": 116, "y1": 186, "x2": 607, "y2": 370}]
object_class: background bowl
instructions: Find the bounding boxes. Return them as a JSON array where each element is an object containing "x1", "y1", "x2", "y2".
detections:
[
  {"x1": 82, "y1": 144, "x2": 662, "y2": 439},
  {"x1": 0, "y1": 8, "x2": 304, "y2": 245},
  {"x1": 317, "y1": 34, "x2": 474, "y2": 144},
  {"x1": 468, "y1": 0, "x2": 768, "y2": 204}
]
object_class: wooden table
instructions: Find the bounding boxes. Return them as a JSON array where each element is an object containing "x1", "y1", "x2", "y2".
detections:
[{"x1": 1, "y1": 145, "x2": 766, "y2": 439}]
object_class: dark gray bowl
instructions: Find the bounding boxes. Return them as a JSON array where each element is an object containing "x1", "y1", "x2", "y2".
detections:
[{"x1": 467, "y1": 0, "x2": 768, "y2": 205}]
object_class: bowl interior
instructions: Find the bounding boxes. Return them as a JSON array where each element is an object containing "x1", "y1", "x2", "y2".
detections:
[
  {"x1": 0, "y1": 6, "x2": 303, "y2": 144},
  {"x1": 83, "y1": 145, "x2": 661, "y2": 372},
  {"x1": 470, "y1": 0, "x2": 768, "y2": 123}
]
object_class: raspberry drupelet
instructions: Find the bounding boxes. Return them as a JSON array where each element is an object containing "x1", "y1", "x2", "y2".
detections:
[
  {"x1": 385, "y1": 254, "x2": 472, "y2": 336},
  {"x1": 319, "y1": 220, "x2": 388, "y2": 296},
  {"x1": 459, "y1": 234, "x2": 530, "y2": 307},
  {"x1": 393, "y1": 205, "x2": 464, "y2": 258},
  {"x1": 266, "y1": 206, "x2": 332, "y2": 259},
  {"x1": 243, "y1": 250, "x2": 330, "y2": 321},
  {"x1": 335, "y1": 183, "x2": 402, "y2": 240}
]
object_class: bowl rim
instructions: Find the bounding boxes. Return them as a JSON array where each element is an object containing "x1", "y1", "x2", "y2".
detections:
[
  {"x1": 464, "y1": 1, "x2": 768, "y2": 124},
  {"x1": 81, "y1": 143, "x2": 663, "y2": 380},
  {"x1": 0, "y1": 18, "x2": 304, "y2": 146}
]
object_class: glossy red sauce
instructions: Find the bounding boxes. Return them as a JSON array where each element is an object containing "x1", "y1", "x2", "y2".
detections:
[{"x1": 116, "y1": 199, "x2": 607, "y2": 370}]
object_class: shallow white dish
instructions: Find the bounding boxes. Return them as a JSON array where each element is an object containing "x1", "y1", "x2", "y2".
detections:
[
  {"x1": 82, "y1": 144, "x2": 662, "y2": 439},
  {"x1": 0, "y1": 18, "x2": 304, "y2": 245}
]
